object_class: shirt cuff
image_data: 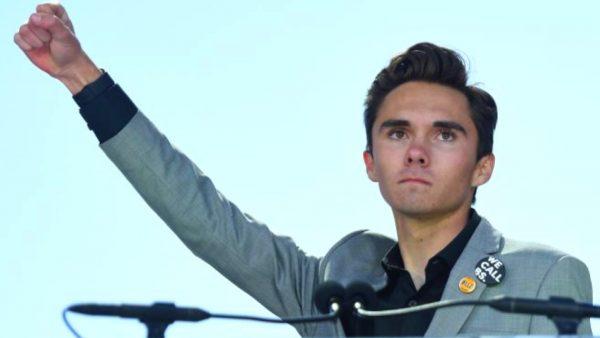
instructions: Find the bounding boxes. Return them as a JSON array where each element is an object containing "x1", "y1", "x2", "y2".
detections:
[{"x1": 75, "y1": 71, "x2": 138, "y2": 143}]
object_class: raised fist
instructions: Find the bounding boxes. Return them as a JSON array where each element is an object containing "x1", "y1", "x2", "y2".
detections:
[{"x1": 14, "y1": 3, "x2": 101, "y2": 94}]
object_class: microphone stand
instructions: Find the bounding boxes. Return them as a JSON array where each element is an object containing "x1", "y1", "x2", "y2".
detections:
[
  {"x1": 141, "y1": 318, "x2": 172, "y2": 338},
  {"x1": 354, "y1": 295, "x2": 600, "y2": 335},
  {"x1": 65, "y1": 300, "x2": 339, "y2": 338},
  {"x1": 545, "y1": 298, "x2": 581, "y2": 335},
  {"x1": 138, "y1": 303, "x2": 179, "y2": 338}
]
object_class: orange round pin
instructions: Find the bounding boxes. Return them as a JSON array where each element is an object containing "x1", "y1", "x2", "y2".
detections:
[{"x1": 459, "y1": 276, "x2": 477, "y2": 294}]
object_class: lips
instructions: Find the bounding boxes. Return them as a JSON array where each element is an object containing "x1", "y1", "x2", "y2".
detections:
[{"x1": 399, "y1": 178, "x2": 432, "y2": 185}]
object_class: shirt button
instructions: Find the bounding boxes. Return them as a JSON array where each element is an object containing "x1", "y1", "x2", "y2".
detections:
[{"x1": 407, "y1": 300, "x2": 418, "y2": 307}]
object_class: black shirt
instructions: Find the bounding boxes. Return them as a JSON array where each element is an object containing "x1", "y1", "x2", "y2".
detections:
[{"x1": 343, "y1": 209, "x2": 481, "y2": 336}]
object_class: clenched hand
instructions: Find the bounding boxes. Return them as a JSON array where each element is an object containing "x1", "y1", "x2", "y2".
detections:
[{"x1": 14, "y1": 3, "x2": 101, "y2": 94}]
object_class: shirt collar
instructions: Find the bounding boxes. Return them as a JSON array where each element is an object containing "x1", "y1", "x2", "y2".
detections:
[{"x1": 381, "y1": 208, "x2": 481, "y2": 274}]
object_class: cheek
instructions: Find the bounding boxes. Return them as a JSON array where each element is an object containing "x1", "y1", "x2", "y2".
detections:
[
  {"x1": 435, "y1": 153, "x2": 477, "y2": 187},
  {"x1": 372, "y1": 146, "x2": 404, "y2": 180}
]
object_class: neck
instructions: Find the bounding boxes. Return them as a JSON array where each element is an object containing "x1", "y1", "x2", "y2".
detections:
[{"x1": 393, "y1": 204, "x2": 472, "y2": 289}]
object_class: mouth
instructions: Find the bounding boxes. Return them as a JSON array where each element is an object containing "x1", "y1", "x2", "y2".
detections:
[{"x1": 399, "y1": 178, "x2": 432, "y2": 185}]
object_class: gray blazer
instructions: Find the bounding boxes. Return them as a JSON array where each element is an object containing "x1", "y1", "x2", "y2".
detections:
[{"x1": 100, "y1": 111, "x2": 593, "y2": 336}]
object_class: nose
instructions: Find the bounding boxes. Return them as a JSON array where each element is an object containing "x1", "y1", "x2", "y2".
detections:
[{"x1": 404, "y1": 143, "x2": 430, "y2": 167}]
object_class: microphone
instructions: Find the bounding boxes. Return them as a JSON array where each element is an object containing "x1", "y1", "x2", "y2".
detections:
[
  {"x1": 68, "y1": 302, "x2": 210, "y2": 322},
  {"x1": 313, "y1": 281, "x2": 346, "y2": 314},
  {"x1": 313, "y1": 280, "x2": 377, "y2": 318},
  {"x1": 341, "y1": 281, "x2": 378, "y2": 336},
  {"x1": 345, "y1": 281, "x2": 377, "y2": 312},
  {"x1": 489, "y1": 296, "x2": 600, "y2": 318}
]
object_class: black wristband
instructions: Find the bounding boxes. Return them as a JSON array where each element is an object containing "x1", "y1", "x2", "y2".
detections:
[{"x1": 73, "y1": 69, "x2": 114, "y2": 107}]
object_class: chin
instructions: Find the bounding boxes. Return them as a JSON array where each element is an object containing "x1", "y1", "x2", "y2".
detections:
[
  {"x1": 395, "y1": 204, "x2": 438, "y2": 218},
  {"x1": 389, "y1": 195, "x2": 436, "y2": 216},
  {"x1": 391, "y1": 196, "x2": 464, "y2": 219}
]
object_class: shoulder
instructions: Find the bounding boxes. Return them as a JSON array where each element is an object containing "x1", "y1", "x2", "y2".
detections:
[
  {"x1": 499, "y1": 240, "x2": 594, "y2": 334},
  {"x1": 500, "y1": 236, "x2": 589, "y2": 274},
  {"x1": 465, "y1": 221, "x2": 593, "y2": 335},
  {"x1": 487, "y1": 226, "x2": 591, "y2": 302},
  {"x1": 503, "y1": 238, "x2": 592, "y2": 294},
  {"x1": 501, "y1": 237, "x2": 572, "y2": 263},
  {"x1": 476, "y1": 217, "x2": 588, "y2": 275},
  {"x1": 467, "y1": 218, "x2": 591, "y2": 297}
]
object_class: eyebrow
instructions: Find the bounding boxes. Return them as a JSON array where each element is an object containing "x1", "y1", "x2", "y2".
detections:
[
  {"x1": 433, "y1": 121, "x2": 467, "y2": 135},
  {"x1": 379, "y1": 119, "x2": 410, "y2": 131},
  {"x1": 379, "y1": 119, "x2": 468, "y2": 135}
]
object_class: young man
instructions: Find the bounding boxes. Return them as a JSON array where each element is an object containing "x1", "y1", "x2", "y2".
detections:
[{"x1": 14, "y1": 3, "x2": 592, "y2": 337}]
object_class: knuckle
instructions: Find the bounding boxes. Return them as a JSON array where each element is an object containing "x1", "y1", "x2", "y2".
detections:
[
  {"x1": 31, "y1": 26, "x2": 45, "y2": 34},
  {"x1": 19, "y1": 24, "x2": 29, "y2": 34},
  {"x1": 37, "y1": 4, "x2": 51, "y2": 13},
  {"x1": 15, "y1": 39, "x2": 28, "y2": 49}
]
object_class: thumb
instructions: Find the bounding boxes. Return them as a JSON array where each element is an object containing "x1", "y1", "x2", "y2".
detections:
[{"x1": 30, "y1": 13, "x2": 73, "y2": 42}]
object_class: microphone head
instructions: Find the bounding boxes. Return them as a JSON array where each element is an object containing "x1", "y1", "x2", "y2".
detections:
[
  {"x1": 313, "y1": 281, "x2": 345, "y2": 314},
  {"x1": 345, "y1": 281, "x2": 377, "y2": 310}
]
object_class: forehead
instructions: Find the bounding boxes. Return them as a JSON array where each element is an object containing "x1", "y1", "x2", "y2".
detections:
[{"x1": 376, "y1": 81, "x2": 473, "y2": 128}]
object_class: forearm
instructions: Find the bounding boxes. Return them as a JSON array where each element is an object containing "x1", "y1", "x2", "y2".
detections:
[{"x1": 58, "y1": 53, "x2": 102, "y2": 95}]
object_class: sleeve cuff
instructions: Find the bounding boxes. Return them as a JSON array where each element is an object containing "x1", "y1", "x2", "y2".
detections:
[
  {"x1": 73, "y1": 69, "x2": 113, "y2": 107},
  {"x1": 75, "y1": 71, "x2": 138, "y2": 143}
]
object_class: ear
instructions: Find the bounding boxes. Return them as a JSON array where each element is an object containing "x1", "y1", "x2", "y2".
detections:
[
  {"x1": 471, "y1": 153, "x2": 495, "y2": 187},
  {"x1": 363, "y1": 150, "x2": 379, "y2": 182}
]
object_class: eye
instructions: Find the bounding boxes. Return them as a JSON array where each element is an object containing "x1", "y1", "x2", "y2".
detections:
[
  {"x1": 437, "y1": 129, "x2": 456, "y2": 142},
  {"x1": 389, "y1": 129, "x2": 407, "y2": 140}
]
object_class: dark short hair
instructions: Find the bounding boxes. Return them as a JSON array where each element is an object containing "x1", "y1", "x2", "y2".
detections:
[{"x1": 363, "y1": 42, "x2": 498, "y2": 204}]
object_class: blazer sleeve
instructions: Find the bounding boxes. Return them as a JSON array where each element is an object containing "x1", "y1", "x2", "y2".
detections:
[
  {"x1": 529, "y1": 255, "x2": 593, "y2": 335},
  {"x1": 99, "y1": 111, "x2": 321, "y2": 336}
]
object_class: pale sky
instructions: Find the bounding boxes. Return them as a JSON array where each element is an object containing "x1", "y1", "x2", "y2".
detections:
[{"x1": 2, "y1": 1, "x2": 600, "y2": 337}]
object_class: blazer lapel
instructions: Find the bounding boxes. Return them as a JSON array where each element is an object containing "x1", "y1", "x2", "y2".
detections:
[{"x1": 425, "y1": 217, "x2": 503, "y2": 337}]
